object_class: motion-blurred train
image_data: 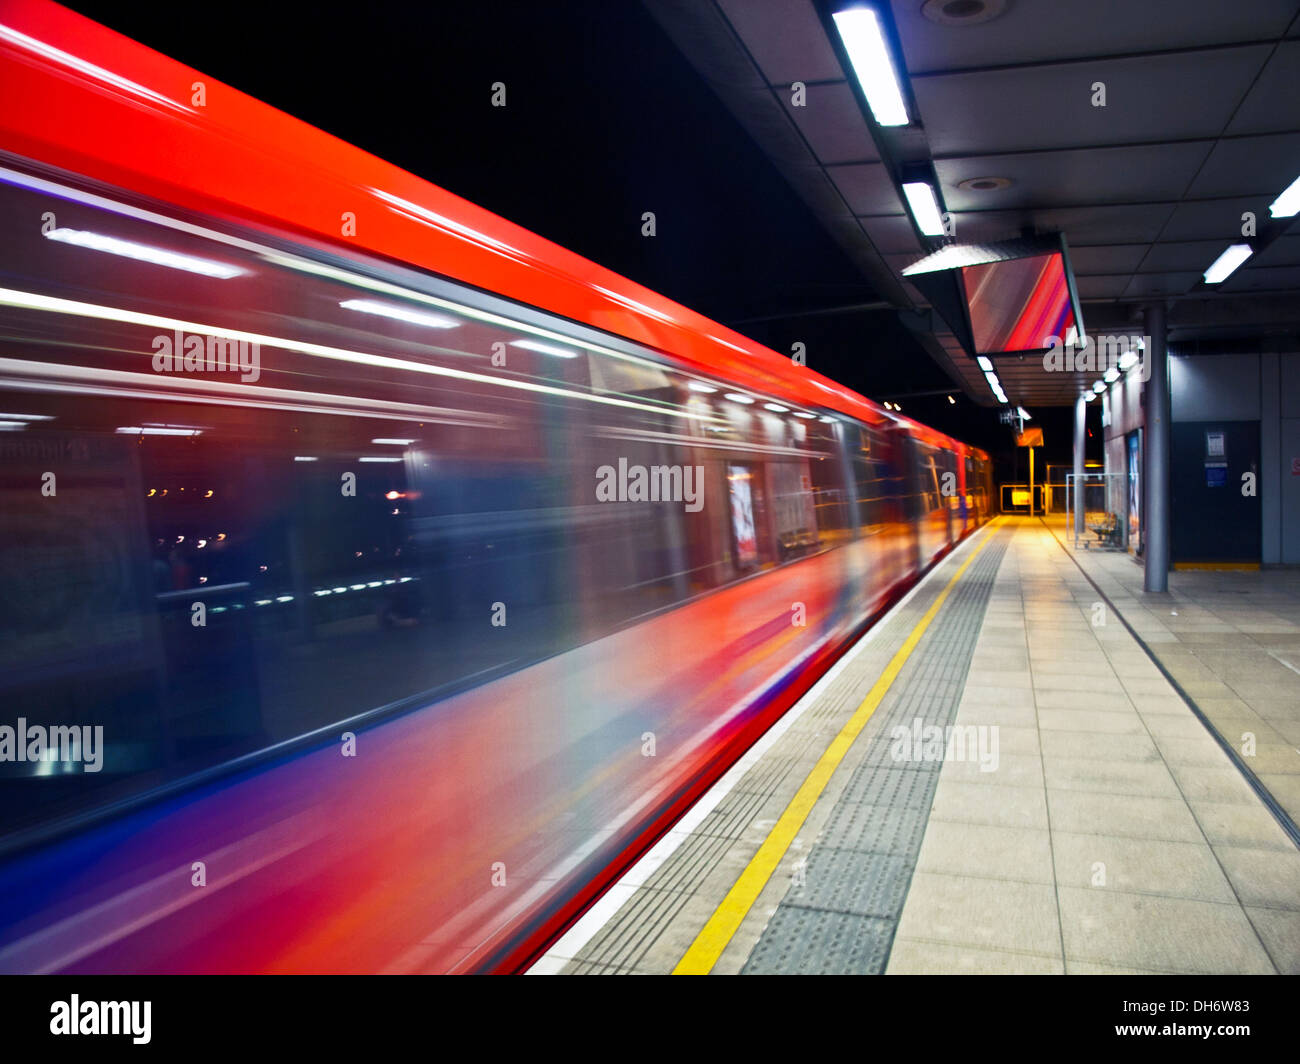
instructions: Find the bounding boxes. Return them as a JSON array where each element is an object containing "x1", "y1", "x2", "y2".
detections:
[{"x1": 0, "y1": 0, "x2": 992, "y2": 972}]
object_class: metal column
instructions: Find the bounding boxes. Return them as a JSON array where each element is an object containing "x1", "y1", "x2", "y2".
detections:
[
  {"x1": 1073, "y1": 393, "x2": 1086, "y2": 539},
  {"x1": 1143, "y1": 302, "x2": 1170, "y2": 592}
]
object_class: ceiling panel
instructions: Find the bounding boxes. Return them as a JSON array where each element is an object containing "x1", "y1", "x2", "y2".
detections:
[
  {"x1": 1068, "y1": 244, "x2": 1151, "y2": 274},
  {"x1": 1226, "y1": 40, "x2": 1300, "y2": 135},
  {"x1": 1075, "y1": 275, "x2": 1132, "y2": 299},
  {"x1": 888, "y1": 0, "x2": 1299, "y2": 72},
  {"x1": 781, "y1": 81, "x2": 880, "y2": 164},
  {"x1": 1123, "y1": 272, "x2": 1204, "y2": 297},
  {"x1": 1251, "y1": 234, "x2": 1300, "y2": 266},
  {"x1": 1223, "y1": 264, "x2": 1300, "y2": 291},
  {"x1": 1159, "y1": 196, "x2": 1277, "y2": 239},
  {"x1": 1185, "y1": 132, "x2": 1300, "y2": 198},
  {"x1": 827, "y1": 162, "x2": 902, "y2": 214},
  {"x1": 937, "y1": 143, "x2": 1213, "y2": 210},
  {"x1": 858, "y1": 213, "x2": 923, "y2": 254},
  {"x1": 1137, "y1": 240, "x2": 1231, "y2": 272},
  {"x1": 916, "y1": 48, "x2": 1267, "y2": 157},
  {"x1": 715, "y1": 0, "x2": 842, "y2": 85}
]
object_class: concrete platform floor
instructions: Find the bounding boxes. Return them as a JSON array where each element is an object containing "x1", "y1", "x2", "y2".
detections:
[{"x1": 534, "y1": 518, "x2": 1300, "y2": 975}]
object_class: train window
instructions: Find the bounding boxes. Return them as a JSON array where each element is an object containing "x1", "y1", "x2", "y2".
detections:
[
  {"x1": 849, "y1": 424, "x2": 891, "y2": 529},
  {"x1": 916, "y1": 444, "x2": 943, "y2": 514},
  {"x1": 0, "y1": 160, "x2": 872, "y2": 842}
]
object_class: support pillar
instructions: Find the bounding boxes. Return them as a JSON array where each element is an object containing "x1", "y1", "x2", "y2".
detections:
[{"x1": 1143, "y1": 302, "x2": 1170, "y2": 592}]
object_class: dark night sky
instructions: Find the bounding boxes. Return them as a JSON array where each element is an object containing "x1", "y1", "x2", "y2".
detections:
[{"x1": 66, "y1": 0, "x2": 1082, "y2": 473}]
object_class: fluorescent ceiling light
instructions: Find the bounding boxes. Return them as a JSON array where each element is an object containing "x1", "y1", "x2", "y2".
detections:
[
  {"x1": 1104, "y1": 367, "x2": 1119, "y2": 383},
  {"x1": 293, "y1": 456, "x2": 318, "y2": 462},
  {"x1": 115, "y1": 425, "x2": 202, "y2": 436},
  {"x1": 339, "y1": 298, "x2": 458, "y2": 329},
  {"x1": 983, "y1": 370, "x2": 1001, "y2": 389},
  {"x1": 357, "y1": 456, "x2": 403, "y2": 463},
  {"x1": 1118, "y1": 350, "x2": 1139, "y2": 371},
  {"x1": 44, "y1": 228, "x2": 243, "y2": 278},
  {"x1": 510, "y1": 339, "x2": 579, "y2": 358},
  {"x1": 902, "y1": 182, "x2": 945, "y2": 236},
  {"x1": 1203, "y1": 244, "x2": 1252, "y2": 284},
  {"x1": 371, "y1": 438, "x2": 415, "y2": 445},
  {"x1": 976, "y1": 356, "x2": 993, "y2": 372},
  {"x1": 1085, "y1": 392, "x2": 1094, "y2": 402},
  {"x1": 1268, "y1": 174, "x2": 1300, "y2": 218},
  {"x1": 819, "y1": 416, "x2": 834, "y2": 423},
  {"x1": 793, "y1": 411, "x2": 816, "y2": 419},
  {"x1": 724, "y1": 392, "x2": 755, "y2": 404},
  {"x1": 832, "y1": 7, "x2": 909, "y2": 127},
  {"x1": 764, "y1": 403, "x2": 789, "y2": 413},
  {"x1": 1093, "y1": 381, "x2": 1106, "y2": 394},
  {"x1": 0, "y1": 420, "x2": 28, "y2": 431},
  {"x1": 0, "y1": 412, "x2": 53, "y2": 420},
  {"x1": 1017, "y1": 407, "x2": 1031, "y2": 420},
  {"x1": 687, "y1": 381, "x2": 717, "y2": 393}
]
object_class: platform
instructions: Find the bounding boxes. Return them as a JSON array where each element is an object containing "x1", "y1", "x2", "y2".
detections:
[{"x1": 532, "y1": 517, "x2": 1300, "y2": 975}]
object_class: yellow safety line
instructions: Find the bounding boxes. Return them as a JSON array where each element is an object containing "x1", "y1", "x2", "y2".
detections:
[{"x1": 672, "y1": 516, "x2": 1004, "y2": 974}]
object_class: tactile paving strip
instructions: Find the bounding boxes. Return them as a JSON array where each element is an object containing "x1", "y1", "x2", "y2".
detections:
[{"x1": 743, "y1": 531, "x2": 1009, "y2": 974}]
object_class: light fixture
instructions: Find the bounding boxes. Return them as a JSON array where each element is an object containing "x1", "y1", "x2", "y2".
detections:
[
  {"x1": 976, "y1": 356, "x2": 993, "y2": 372},
  {"x1": 1118, "y1": 350, "x2": 1139, "y2": 371},
  {"x1": 1104, "y1": 367, "x2": 1119, "y2": 383},
  {"x1": 819, "y1": 416, "x2": 835, "y2": 423},
  {"x1": 831, "y1": 6, "x2": 910, "y2": 127},
  {"x1": 0, "y1": 412, "x2": 53, "y2": 421},
  {"x1": 371, "y1": 438, "x2": 416, "y2": 445},
  {"x1": 115, "y1": 425, "x2": 202, "y2": 436},
  {"x1": 45, "y1": 228, "x2": 243, "y2": 278},
  {"x1": 983, "y1": 370, "x2": 1001, "y2": 390},
  {"x1": 947, "y1": 395, "x2": 956, "y2": 404},
  {"x1": 510, "y1": 339, "x2": 579, "y2": 358},
  {"x1": 1017, "y1": 407, "x2": 1031, "y2": 420},
  {"x1": 1268, "y1": 174, "x2": 1300, "y2": 218},
  {"x1": 724, "y1": 392, "x2": 755, "y2": 405},
  {"x1": 902, "y1": 181, "x2": 946, "y2": 236},
  {"x1": 687, "y1": 381, "x2": 718, "y2": 393},
  {"x1": 1203, "y1": 244, "x2": 1252, "y2": 285},
  {"x1": 339, "y1": 298, "x2": 458, "y2": 329},
  {"x1": 1093, "y1": 381, "x2": 1106, "y2": 394},
  {"x1": 357, "y1": 456, "x2": 403, "y2": 463},
  {"x1": 764, "y1": 403, "x2": 789, "y2": 413},
  {"x1": 793, "y1": 411, "x2": 816, "y2": 419},
  {"x1": 957, "y1": 176, "x2": 1012, "y2": 192},
  {"x1": 1084, "y1": 392, "x2": 1094, "y2": 402},
  {"x1": 0, "y1": 420, "x2": 27, "y2": 431},
  {"x1": 921, "y1": 0, "x2": 1008, "y2": 26},
  {"x1": 293, "y1": 456, "x2": 318, "y2": 462}
]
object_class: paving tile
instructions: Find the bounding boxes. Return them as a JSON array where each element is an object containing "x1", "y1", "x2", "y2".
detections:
[
  {"x1": 1050, "y1": 833, "x2": 1235, "y2": 903},
  {"x1": 1213, "y1": 846, "x2": 1300, "y2": 910},
  {"x1": 1037, "y1": 708, "x2": 1147, "y2": 734},
  {"x1": 1244, "y1": 907, "x2": 1300, "y2": 974},
  {"x1": 886, "y1": 939, "x2": 1063, "y2": 975},
  {"x1": 1046, "y1": 791, "x2": 1203, "y2": 844},
  {"x1": 1043, "y1": 755, "x2": 1182, "y2": 798},
  {"x1": 915, "y1": 821, "x2": 1054, "y2": 884},
  {"x1": 1040, "y1": 730, "x2": 1159, "y2": 763},
  {"x1": 895, "y1": 873, "x2": 1061, "y2": 956},
  {"x1": 1057, "y1": 887, "x2": 1275, "y2": 974},
  {"x1": 929, "y1": 778, "x2": 1050, "y2": 831}
]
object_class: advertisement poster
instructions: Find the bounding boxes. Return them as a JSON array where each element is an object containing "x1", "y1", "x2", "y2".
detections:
[
  {"x1": 728, "y1": 464, "x2": 758, "y2": 568},
  {"x1": 1127, "y1": 430, "x2": 1141, "y2": 552}
]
